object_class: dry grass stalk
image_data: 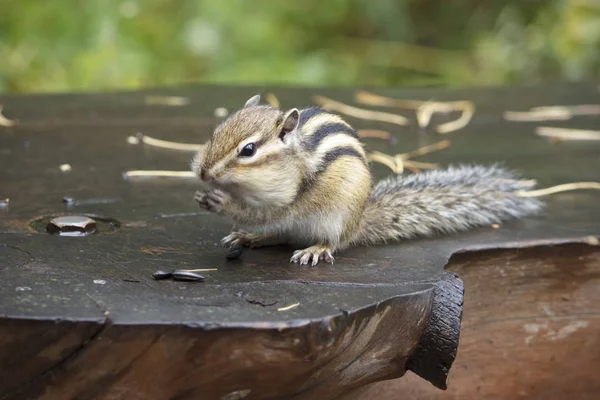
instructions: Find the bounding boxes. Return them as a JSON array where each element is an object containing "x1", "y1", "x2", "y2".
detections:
[
  {"x1": 357, "y1": 129, "x2": 392, "y2": 140},
  {"x1": 504, "y1": 109, "x2": 571, "y2": 122},
  {"x1": 0, "y1": 105, "x2": 18, "y2": 127},
  {"x1": 536, "y1": 127, "x2": 600, "y2": 141},
  {"x1": 436, "y1": 102, "x2": 475, "y2": 134},
  {"x1": 517, "y1": 182, "x2": 600, "y2": 198},
  {"x1": 355, "y1": 90, "x2": 426, "y2": 109},
  {"x1": 504, "y1": 105, "x2": 600, "y2": 122},
  {"x1": 400, "y1": 162, "x2": 422, "y2": 174},
  {"x1": 123, "y1": 170, "x2": 197, "y2": 180},
  {"x1": 402, "y1": 160, "x2": 438, "y2": 169},
  {"x1": 414, "y1": 101, "x2": 475, "y2": 132},
  {"x1": 368, "y1": 151, "x2": 402, "y2": 174},
  {"x1": 535, "y1": 105, "x2": 600, "y2": 115},
  {"x1": 129, "y1": 133, "x2": 205, "y2": 151},
  {"x1": 392, "y1": 159, "x2": 439, "y2": 174},
  {"x1": 313, "y1": 95, "x2": 409, "y2": 126},
  {"x1": 357, "y1": 90, "x2": 470, "y2": 112},
  {"x1": 265, "y1": 92, "x2": 280, "y2": 108},
  {"x1": 368, "y1": 140, "x2": 449, "y2": 174},
  {"x1": 355, "y1": 91, "x2": 474, "y2": 132},
  {"x1": 415, "y1": 101, "x2": 440, "y2": 128},
  {"x1": 277, "y1": 302, "x2": 300, "y2": 312},
  {"x1": 397, "y1": 140, "x2": 451, "y2": 160},
  {"x1": 144, "y1": 95, "x2": 189, "y2": 106}
]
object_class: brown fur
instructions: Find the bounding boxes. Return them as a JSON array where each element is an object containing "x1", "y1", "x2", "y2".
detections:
[
  {"x1": 193, "y1": 96, "x2": 541, "y2": 266},
  {"x1": 201, "y1": 105, "x2": 283, "y2": 173},
  {"x1": 192, "y1": 96, "x2": 541, "y2": 265},
  {"x1": 192, "y1": 95, "x2": 371, "y2": 265}
]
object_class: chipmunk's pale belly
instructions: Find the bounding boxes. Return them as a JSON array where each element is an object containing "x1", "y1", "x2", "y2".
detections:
[{"x1": 263, "y1": 213, "x2": 346, "y2": 247}]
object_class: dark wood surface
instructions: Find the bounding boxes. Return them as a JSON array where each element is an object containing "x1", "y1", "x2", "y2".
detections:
[
  {"x1": 1, "y1": 82, "x2": 599, "y2": 399},
  {"x1": 346, "y1": 244, "x2": 600, "y2": 400}
]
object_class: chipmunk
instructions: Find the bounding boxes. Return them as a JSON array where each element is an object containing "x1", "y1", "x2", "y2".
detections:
[{"x1": 191, "y1": 95, "x2": 543, "y2": 266}]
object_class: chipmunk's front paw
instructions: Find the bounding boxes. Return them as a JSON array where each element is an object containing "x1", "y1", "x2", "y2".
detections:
[
  {"x1": 290, "y1": 245, "x2": 335, "y2": 266},
  {"x1": 221, "y1": 231, "x2": 255, "y2": 248},
  {"x1": 221, "y1": 231, "x2": 283, "y2": 249},
  {"x1": 194, "y1": 189, "x2": 230, "y2": 213}
]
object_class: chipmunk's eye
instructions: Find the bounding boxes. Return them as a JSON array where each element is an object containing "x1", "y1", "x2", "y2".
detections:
[{"x1": 239, "y1": 143, "x2": 256, "y2": 157}]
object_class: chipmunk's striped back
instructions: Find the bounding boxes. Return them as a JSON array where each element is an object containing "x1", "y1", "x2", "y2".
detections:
[
  {"x1": 280, "y1": 107, "x2": 373, "y2": 250},
  {"x1": 296, "y1": 107, "x2": 368, "y2": 179}
]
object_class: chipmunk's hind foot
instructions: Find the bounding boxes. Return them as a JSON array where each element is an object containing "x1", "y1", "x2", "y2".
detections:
[{"x1": 290, "y1": 245, "x2": 335, "y2": 266}]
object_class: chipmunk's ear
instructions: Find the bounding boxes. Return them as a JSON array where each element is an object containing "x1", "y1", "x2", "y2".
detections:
[
  {"x1": 244, "y1": 95, "x2": 261, "y2": 108},
  {"x1": 279, "y1": 108, "x2": 299, "y2": 143}
]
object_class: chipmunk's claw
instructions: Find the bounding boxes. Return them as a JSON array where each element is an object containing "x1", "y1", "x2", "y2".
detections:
[
  {"x1": 222, "y1": 231, "x2": 285, "y2": 249},
  {"x1": 290, "y1": 245, "x2": 335, "y2": 266},
  {"x1": 193, "y1": 190, "x2": 205, "y2": 204},
  {"x1": 194, "y1": 189, "x2": 229, "y2": 213},
  {"x1": 221, "y1": 231, "x2": 253, "y2": 248}
]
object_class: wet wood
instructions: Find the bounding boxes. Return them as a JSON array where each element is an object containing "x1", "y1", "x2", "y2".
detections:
[
  {"x1": 1, "y1": 82, "x2": 599, "y2": 399},
  {"x1": 345, "y1": 244, "x2": 600, "y2": 400}
]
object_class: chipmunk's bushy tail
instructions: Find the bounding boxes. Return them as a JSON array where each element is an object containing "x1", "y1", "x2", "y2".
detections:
[{"x1": 353, "y1": 165, "x2": 543, "y2": 245}]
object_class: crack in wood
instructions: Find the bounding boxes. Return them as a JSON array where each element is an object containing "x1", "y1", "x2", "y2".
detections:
[{"x1": 0, "y1": 321, "x2": 108, "y2": 400}]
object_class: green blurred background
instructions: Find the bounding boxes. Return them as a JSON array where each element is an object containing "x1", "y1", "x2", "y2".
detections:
[{"x1": 1, "y1": 0, "x2": 599, "y2": 94}]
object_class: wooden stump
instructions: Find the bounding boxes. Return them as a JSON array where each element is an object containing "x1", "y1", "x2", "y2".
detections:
[
  {"x1": 1, "y1": 82, "x2": 599, "y2": 399},
  {"x1": 345, "y1": 244, "x2": 600, "y2": 400}
]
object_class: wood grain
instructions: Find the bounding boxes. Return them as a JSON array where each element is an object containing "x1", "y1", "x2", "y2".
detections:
[
  {"x1": 346, "y1": 243, "x2": 600, "y2": 400},
  {"x1": 1, "y1": 82, "x2": 600, "y2": 399}
]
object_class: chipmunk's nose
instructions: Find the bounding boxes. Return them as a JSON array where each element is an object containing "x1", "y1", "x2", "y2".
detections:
[{"x1": 200, "y1": 169, "x2": 212, "y2": 182}]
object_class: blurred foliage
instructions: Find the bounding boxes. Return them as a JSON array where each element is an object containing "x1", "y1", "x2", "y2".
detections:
[{"x1": 0, "y1": 0, "x2": 599, "y2": 94}]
